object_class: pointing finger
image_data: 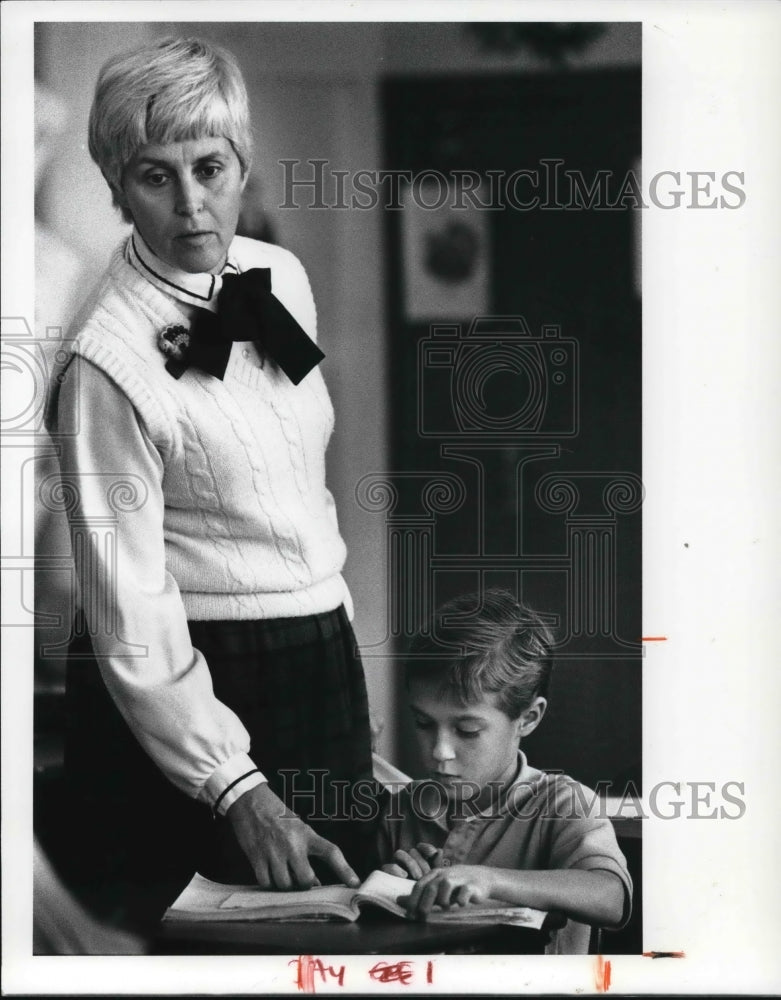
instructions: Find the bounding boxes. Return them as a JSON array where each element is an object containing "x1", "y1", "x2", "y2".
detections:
[{"x1": 309, "y1": 833, "x2": 360, "y2": 887}]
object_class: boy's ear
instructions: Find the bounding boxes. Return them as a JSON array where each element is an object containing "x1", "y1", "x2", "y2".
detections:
[
  {"x1": 516, "y1": 697, "x2": 547, "y2": 740},
  {"x1": 110, "y1": 181, "x2": 132, "y2": 217}
]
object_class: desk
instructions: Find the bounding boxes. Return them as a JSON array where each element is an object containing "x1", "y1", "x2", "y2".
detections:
[{"x1": 154, "y1": 910, "x2": 565, "y2": 956}]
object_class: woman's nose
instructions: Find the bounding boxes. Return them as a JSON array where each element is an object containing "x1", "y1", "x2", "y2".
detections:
[{"x1": 175, "y1": 176, "x2": 204, "y2": 217}]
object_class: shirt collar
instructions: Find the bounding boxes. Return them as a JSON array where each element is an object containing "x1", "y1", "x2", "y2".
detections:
[
  {"x1": 501, "y1": 749, "x2": 545, "y2": 814},
  {"x1": 126, "y1": 228, "x2": 240, "y2": 311}
]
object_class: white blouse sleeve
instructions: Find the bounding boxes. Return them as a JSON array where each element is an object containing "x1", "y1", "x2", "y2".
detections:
[{"x1": 56, "y1": 358, "x2": 265, "y2": 814}]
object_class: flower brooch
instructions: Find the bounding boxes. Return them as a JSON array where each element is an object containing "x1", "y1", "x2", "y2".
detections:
[
  {"x1": 157, "y1": 324, "x2": 191, "y2": 378},
  {"x1": 158, "y1": 324, "x2": 190, "y2": 361}
]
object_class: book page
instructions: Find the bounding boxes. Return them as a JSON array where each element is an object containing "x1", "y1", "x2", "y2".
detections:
[
  {"x1": 426, "y1": 906, "x2": 547, "y2": 930},
  {"x1": 355, "y1": 869, "x2": 414, "y2": 916},
  {"x1": 167, "y1": 874, "x2": 254, "y2": 914},
  {"x1": 220, "y1": 884, "x2": 355, "y2": 912},
  {"x1": 358, "y1": 870, "x2": 547, "y2": 928}
]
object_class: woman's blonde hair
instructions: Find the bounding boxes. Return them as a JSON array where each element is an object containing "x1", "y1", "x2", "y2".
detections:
[{"x1": 88, "y1": 36, "x2": 252, "y2": 221}]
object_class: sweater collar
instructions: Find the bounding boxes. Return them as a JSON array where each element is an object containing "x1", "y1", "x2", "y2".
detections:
[{"x1": 126, "y1": 229, "x2": 240, "y2": 312}]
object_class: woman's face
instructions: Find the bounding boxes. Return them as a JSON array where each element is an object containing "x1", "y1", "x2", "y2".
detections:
[{"x1": 119, "y1": 136, "x2": 247, "y2": 274}]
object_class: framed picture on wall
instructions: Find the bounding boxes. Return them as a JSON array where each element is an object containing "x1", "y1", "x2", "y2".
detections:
[{"x1": 401, "y1": 179, "x2": 490, "y2": 320}]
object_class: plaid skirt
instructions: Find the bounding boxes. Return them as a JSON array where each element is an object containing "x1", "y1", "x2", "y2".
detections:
[{"x1": 61, "y1": 606, "x2": 380, "y2": 920}]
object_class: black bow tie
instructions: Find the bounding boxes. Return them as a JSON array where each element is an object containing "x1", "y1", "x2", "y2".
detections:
[{"x1": 165, "y1": 268, "x2": 324, "y2": 384}]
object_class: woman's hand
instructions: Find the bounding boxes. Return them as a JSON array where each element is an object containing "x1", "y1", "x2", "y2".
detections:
[
  {"x1": 227, "y1": 782, "x2": 360, "y2": 890},
  {"x1": 400, "y1": 864, "x2": 497, "y2": 918},
  {"x1": 381, "y1": 842, "x2": 443, "y2": 879}
]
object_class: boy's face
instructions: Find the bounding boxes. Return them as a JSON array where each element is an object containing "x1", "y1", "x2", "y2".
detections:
[{"x1": 408, "y1": 677, "x2": 533, "y2": 805}]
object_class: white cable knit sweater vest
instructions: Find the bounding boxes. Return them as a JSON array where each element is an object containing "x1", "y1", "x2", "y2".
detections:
[{"x1": 46, "y1": 236, "x2": 352, "y2": 621}]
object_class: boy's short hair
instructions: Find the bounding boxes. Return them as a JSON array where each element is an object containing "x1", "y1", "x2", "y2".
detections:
[
  {"x1": 88, "y1": 36, "x2": 252, "y2": 222},
  {"x1": 406, "y1": 589, "x2": 554, "y2": 719}
]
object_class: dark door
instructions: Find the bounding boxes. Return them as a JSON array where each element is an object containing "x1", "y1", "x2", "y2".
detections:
[{"x1": 382, "y1": 69, "x2": 642, "y2": 791}]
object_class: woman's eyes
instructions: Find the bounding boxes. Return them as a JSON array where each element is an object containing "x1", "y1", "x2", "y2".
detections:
[{"x1": 142, "y1": 164, "x2": 223, "y2": 187}]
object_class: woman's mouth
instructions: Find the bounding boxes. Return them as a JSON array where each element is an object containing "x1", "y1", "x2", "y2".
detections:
[{"x1": 177, "y1": 232, "x2": 214, "y2": 246}]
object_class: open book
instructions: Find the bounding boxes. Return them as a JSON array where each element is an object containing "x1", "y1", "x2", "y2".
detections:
[{"x1": 163, "y1": 870, "x2": 547, "y2": 929}]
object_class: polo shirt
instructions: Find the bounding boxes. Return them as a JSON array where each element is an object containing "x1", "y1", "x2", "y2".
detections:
[{"x1": 378, "y1": 751, "x2": 632, "y2": 953}]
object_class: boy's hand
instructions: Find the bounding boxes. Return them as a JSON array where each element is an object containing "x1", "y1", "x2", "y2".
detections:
[
  {"x1": 400, "y1": 864, "x2": 496, "y2": 917},
  {"x1": 381, "y1": 843, "x2": 443, "y2": 880}
]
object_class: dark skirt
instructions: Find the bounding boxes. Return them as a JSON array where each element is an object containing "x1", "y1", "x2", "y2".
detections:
[{"x1": 61, "y1": 606, "x2": 381, "y2": 927}]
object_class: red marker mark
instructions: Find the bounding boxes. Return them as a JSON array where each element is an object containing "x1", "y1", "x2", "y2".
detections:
[
  {"x1": 369, "y1": 960, "x2": 415, "y2": 985},
  {"x1": 290, "y1": 956, "x2": 346, "y2": 992},
  {"x1": 640, "y1": 636, "x2": 667, "y2": 641},
  {"x1": 291, "y1": 955, "x2": 315, "y2": 993},
  {"x1": 643, "y1": 950, "x2": 685, "y2": 959},
  {"x1": 594, "y1": 955, "x2": 612, "y2": 993},
  {"x1": 426, "y1": 960, "x2": 434, "y2": 984}
]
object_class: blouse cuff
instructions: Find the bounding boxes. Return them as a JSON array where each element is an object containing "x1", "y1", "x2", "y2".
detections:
[{"x1": 202, "y1": 752, "x2": 267, "y2": 816}]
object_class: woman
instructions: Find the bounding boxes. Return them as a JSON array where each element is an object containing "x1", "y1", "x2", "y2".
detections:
[{"x1": 45, "y1": 36, "x2": 376, "y2": 924}]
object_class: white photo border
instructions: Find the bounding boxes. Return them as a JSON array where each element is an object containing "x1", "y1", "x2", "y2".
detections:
[{"x1": 3, "y1": 0, "x2": 780, "y2": 994}]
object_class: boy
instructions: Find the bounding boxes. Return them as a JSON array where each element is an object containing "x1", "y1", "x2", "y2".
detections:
[{"x1": 378, "y1": 589, "x2": 632, "y2": 954}]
